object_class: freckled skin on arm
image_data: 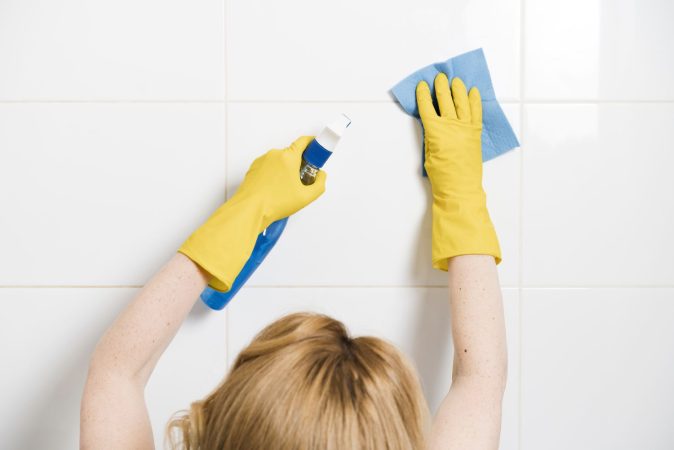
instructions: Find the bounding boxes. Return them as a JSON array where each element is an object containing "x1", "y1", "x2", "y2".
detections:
[
  {"x1": 80, "y1": 253, "x2": 209, "y2": 449},
  {"x1": 428, "y1": 255, "x2": 508, "y2": 450}
]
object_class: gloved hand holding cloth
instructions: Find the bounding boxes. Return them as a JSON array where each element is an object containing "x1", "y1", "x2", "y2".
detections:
[
  {"x1": 416, "y1": 74, "x2": 502, "y2": 270},
  {"x1": 178, "y1": 136, "x2": 326, "y2": 291}
]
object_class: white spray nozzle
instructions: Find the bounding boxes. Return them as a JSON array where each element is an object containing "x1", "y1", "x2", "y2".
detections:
[{"x1": 315, "y1": 113, "x2": 351, "y2": 152}]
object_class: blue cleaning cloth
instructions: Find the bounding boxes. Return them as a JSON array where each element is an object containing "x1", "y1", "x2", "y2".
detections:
[{"x1": 391, "y1": 48, "x2": 519, "y2": 169}]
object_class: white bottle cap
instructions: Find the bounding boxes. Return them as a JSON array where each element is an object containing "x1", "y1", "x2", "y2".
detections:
[{"x1": 315, "y1": 113, "x2": 351, "y2": 152}]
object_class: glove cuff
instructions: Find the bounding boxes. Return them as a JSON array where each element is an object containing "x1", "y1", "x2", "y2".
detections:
[
  {"x1": 178, "y1": 196, "x2": 265, "y2": 291},
  {"x1": 431, "y1": 196, "x2": 502, "y2": 270}
]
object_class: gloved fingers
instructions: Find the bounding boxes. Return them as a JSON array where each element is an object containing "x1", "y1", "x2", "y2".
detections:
[
  {"x1": 434, "y1": 73, "x2": 457, "y2": 119},
  {"x1": 468, "y1": 86, "x2": 483, "y2": 127},
  {"x1": 287, "y1": 135, "x2": 315, "y2": 158},
  {"x1": 416, "y1": 81, "x2": 437, "y2": 121},
  {"x1": 451, "y1": 77, "x2": 471, "y2": 123}
]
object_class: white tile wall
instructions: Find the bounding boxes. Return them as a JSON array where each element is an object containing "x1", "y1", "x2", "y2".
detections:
[
  {"x1": 525, "y1": 0, "x2": 674, "y2": 100},
  {"x1": 227, "y1": 0, "x2": 520, "y2": 101},
  {"x1": 0, "y1": 104, "x2": 226, "y2": 285},
  {"x1": 0, "y1": 289, "x2": 226, "y2": 449},
  {"x1": 521, "y1": 288, "x2": 674, "y2": 450},
  {"x1": 2, "y1": 0, "x2": 673, "y2": 449},
  {"x1": 0, "y1": 0, "x2": 225, "y2": 100},
  {"x1": 522, "y1": 104, "x2": 674, "y2": 287}
]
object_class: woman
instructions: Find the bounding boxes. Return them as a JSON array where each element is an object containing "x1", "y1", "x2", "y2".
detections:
[{"x1": 80, "y1": 74, "x2": 507, "y2": 450}]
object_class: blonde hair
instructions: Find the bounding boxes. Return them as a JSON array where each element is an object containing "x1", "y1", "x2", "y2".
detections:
[{"x1": 166, "y1": 312, "x2": 429, "y2": 449}]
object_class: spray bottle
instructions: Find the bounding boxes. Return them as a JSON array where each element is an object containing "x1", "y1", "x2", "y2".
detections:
[{"x1": 200, "y1": 114, "x2": 352, "y2": 310}]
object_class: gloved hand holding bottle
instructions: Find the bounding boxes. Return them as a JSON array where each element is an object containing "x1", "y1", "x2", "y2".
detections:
[
  {"x1": 416, "y1": 74, "x2": 502, "y2": 270},
  {"x1": 177, "y1": 136, "x2": 326, "y2": 292}
]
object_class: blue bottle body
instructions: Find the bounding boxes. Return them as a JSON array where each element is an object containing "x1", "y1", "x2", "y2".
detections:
[{"x1": 199, "y1": 139, "x2": 334, "y2": 310}]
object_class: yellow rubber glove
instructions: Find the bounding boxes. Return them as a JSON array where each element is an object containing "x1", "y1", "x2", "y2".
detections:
[
  {"x1": 178, "y1": 136, "x2": 326, "y2": 291},
  {"x1": 416, "y1": 74, "x2": 501, "y2": 270}
]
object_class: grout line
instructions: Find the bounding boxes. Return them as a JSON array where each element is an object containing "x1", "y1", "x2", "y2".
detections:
[
  {"x1": 0, "y1": 100, "x2": 226, "y2": 104},
  {"x1": 0, "y1": 285, "x2": 144, "y2": 289},
  {"x1": 228, "y1": 99, "x2": 397, "y2": 104},
  {"x1": 235, "y1": 285, "x2": 674, "y2": 289},
  {"x1": 223, "y1": 0, "x2": 229, "y2": 200},
  {"x1": 240, "y1": 285, "x2": 518, "y2": 289},
  {"x1": 0, "y1": 284, "x2": 489, "y2": 289},
  {"x1": 519, "y1": 285, "x2": 674, "y2": 289},
  {"x1": 518, "y1": 0, "x2": 526, "y2": 446},
  {"x1": 0, "y1": 98, "x2": 524, "y2": 105},
  {"x1": 224, "y1": 115, "x2": 229, "y2": 201},
  {"x1": 1, "y1": 99, "x2": 671, "y2": 105},
  {"x1": 518, "y1": 118, "x2": 525, "y2": 447},
  {"x1": 519, "y1": 288, "x2": 525, "y2": 450},
  {"x1": 1, "y1": 284, "x2": 671, "y2": 289},
  {"x1": 517, "y1": 123, "x2": 524, "y2": 449},
  {"x1": 517, "y1": 99, "x2": 674, "y2": 104},
  {"x1": 228, "y1": 98, "x2": 522, "y2": 104},
  {"x1": 223, "y1": 0, "x2": 230, "y2": 368}
]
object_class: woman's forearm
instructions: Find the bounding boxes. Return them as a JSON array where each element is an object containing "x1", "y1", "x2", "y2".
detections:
[
  {"x1": 87, "y1": 252, "x2": 209, "y2": 385},
  {"x1": 428, "y1": 255, "x2": 507, "y2": 450},
  {"x1": 448, "y1": 255, "x2": 507, "y2": 383}
]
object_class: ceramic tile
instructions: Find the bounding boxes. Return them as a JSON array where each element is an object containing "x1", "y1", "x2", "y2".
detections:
[
  {"x1": 0, "y1": 104, "x2": 226, "y2": 285},
  {"x1": 0, "y1": 0, "x2": 225, "y2": 100},
  {"x1": 521, "y1": 288, "x2": 674, "y2": 450},
  {"x1": 525, "y1": 0, "x2": 674, "y2": 100},
  {"x1": 523, "y1": 104, "x2": 674, "y2": 286},
  {"x1": 227, "y1": 0, "x2": 520, "y2": 101}
]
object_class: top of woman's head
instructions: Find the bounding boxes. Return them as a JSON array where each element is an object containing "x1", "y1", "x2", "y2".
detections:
[{"x1": 167, "y1": 312, "x2": 429, "y2": 450}]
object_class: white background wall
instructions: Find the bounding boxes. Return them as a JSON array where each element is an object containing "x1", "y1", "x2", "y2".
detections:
[{"x1": 1, "y1": 0, "x2": 673, "y2": 449}]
